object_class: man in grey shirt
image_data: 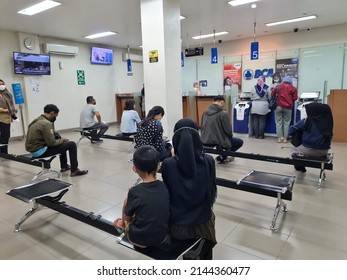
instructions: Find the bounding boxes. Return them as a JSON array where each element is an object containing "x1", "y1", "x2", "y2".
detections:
[{"x1": 80, "y1": 96, "x2": 109, "y2": 142}]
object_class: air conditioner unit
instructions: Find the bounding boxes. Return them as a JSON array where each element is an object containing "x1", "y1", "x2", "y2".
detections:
[
  {"x1": 43, "y1": 43, "x2": 79, "y2": 56},
  {"x1": 122, "y1": 53, "x2": 143, "y2": 63}
]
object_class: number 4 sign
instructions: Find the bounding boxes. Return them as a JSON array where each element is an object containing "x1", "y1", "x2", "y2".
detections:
[{"x1": 211, "y1": 47, "x2": 218, "y2": 64}]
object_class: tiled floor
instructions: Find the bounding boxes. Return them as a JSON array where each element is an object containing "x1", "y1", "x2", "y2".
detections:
[{"x1": 0, "y1": 125, "x2": 346, "y2": 260}]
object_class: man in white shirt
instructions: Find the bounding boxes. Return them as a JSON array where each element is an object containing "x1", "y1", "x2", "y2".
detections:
[{"x1": 80, "y1": 96, "x2": 109, "y2": 142}]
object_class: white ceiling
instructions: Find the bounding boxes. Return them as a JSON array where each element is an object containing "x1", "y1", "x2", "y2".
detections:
[{"x1": 1, "y1": 0, "x2": 347, "y2": 50}]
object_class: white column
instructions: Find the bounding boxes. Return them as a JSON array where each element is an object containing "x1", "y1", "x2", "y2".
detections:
[{"x1": 140, "y1": 0, "x2": 182, "y2": 138}]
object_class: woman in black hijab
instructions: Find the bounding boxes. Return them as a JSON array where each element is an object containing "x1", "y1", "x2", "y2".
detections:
[
  {"x1": 288, "y1": 103, "x2": 333, "y2": 172},
  {"x1": 161, "y1": 118, "x2": 217, "y2": 259}
]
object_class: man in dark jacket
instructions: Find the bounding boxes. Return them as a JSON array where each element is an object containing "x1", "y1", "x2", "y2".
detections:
[
  {"x1": 26, "y1": 104, "x2": 88, "y2": 177},
  {"x1": 201, "y1": 95, "x2": 243, "y2": 163}
]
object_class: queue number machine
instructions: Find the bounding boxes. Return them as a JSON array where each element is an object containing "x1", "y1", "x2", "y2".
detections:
[
  {"x1": 233, "y1": 92, "x2": 251, "y2": 134},
  {"x1": 296, "y1": 91, "x2": 321, "y2": 122}
]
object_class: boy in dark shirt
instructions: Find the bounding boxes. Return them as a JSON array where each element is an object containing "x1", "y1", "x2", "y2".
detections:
[{"x1": 114, "y1": 145, "x2": 170, "y2": 247}]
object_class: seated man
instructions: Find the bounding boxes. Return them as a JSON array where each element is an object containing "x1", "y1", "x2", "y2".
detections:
[
  {"x1": 201, "y1": 95, "x2": 243, "y2": 163},
  {"x1": 25, "y1": 104, "x2": 88, "y2": 177},
  {"x1": 80, "y1": 96, "x2": 109, "y2": 142}
]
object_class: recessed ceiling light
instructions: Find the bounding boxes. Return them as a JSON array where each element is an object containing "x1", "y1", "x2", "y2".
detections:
[
  {"x1": 228, "y1": 0, "x2": 259, "y2": 7},
  {"x1": 18, "y1": 0, "x2": 61, "y2": 16},
  {"x1": 266, "y1": 15, "x2": 317, "y2": 26},
  {"x1": 84, "y1": 31, "x2": 117, "y2": 39},
  {"x1": 192, "y1": 31, "x2": 228, "y2": 40}
]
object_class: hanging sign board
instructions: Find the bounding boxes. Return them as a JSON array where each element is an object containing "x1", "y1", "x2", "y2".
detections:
[
  {"x1": 211, "y1": 47, "x2": 218, "y2": 64},
  {"x1": 185, "y1": 47, "x2": 204, "y2": 57},
  {"x1": 149, "y1": 50, "x2": 158, "y2": 63},
  {"x1": 250, "y1": 42, "x2": 259, "y2": 60},
  {"x1": 127, "y1": 58, "x2": 132, "y2": 72}
]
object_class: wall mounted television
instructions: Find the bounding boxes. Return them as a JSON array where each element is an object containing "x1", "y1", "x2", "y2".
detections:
[
  {"x1": 13, "y1": 52, "x2": 51, "y2": 75},
  {"x1": 91, "y1": 46, "x2": 113, "y2": 65}
]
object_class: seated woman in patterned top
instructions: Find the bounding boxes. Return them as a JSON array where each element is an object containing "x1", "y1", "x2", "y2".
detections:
[{"x1": 134, "y1": 105, "x2": 171, "y2": 161}]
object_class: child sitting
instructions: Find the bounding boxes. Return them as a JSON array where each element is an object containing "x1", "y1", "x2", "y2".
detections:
[{"x1": 114, "y1": 145, "x2": 170, "y2": 247}]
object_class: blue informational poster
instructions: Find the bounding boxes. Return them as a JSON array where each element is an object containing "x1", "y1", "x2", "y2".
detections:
[
  {"x1": 211, "y1": 47, "x2": 218, "y2": 64},
  {"x1": 127, "y1": 58, "x2": 132, "y2": 73},
  {"x1": 11, "y1": 83, "x2": 24, "y2": 104},
  {"x1": 251, "y1": 42, "x2": 259, "y2": 60},
  {"x1": 181, "y1": 51, "x2": 184, "y2": 67}
]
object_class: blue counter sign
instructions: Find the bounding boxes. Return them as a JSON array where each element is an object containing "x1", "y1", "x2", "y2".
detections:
[
  {"x1": 251, "y1": 42, "x2": 259, "y2": 60},
  {"x1": 211, "y1": 47, "x2": 218, "y2": 64}
]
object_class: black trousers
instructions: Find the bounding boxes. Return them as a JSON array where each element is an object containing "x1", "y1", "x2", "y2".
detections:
[
  {"x1": 0, "y1": 122, "x2": 10, "y2": 154},
  {"x1": 39, "y1": 141, "x2": 78, "y2": 171}
]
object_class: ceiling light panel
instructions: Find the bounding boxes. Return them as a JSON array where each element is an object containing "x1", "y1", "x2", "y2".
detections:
[
  {"x1": 18, "y1": 0, "x2": 61, "y2": 16},
  {"x1": 228, "y1": 0, "x2": 259, "y2": 7},
  {"x1": 266, "y1": 15, "x2": 317, "y2": 26},
  {"x1": 192, "y1": 31, "x2": 228, "y2": 40},
  {"x1": 84, "y1": 31, "x2": 117, "y2": 39}
]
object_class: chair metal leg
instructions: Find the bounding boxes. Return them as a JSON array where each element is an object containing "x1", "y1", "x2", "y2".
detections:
[
  {"x1": 270, "y1": 193, "x2": 287, "y2": 231},
  {"x1": 14, "y1": 201, "x2": 45, "y2": 232},
  {"x1": 31, "y1": 169, "x2": 61, "y2": 183},
  {"x1": 315, "y1": 162, "x2": 327, "y2": 190}
]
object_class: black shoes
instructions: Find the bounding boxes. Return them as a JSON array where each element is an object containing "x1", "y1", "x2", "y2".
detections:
[
  {"x1": 70, "y1": 169, "x2": 88, "y2": 177},
  {"x1": 294, "y1": 165, "x2": 307, "y2": 173},
  {"x1": 216, "y1": 155, "x2": 234, "y2": 164},
  {"x1": 60, "y1": 164, "x2": 71, "y2": 172}
]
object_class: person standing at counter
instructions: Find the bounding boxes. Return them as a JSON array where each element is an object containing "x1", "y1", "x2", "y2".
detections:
[
  {"x1": 272, "y1": 76, "x2": 298, "y2": 143},
  {"x1": 250, "y1": 76, "x2": 271, "y2": 139}
]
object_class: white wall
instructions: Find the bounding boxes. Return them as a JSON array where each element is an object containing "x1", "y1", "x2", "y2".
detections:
[{"x1": 0, "y1": 30, "x2": 143, "y2": 137}]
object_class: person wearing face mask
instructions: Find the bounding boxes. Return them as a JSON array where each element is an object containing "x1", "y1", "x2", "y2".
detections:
[
  {"x1": 271, "y1": 72, "x2": 282, "y2": 90},
  {"x1": 80, "y1": 96, "x2": 109, "y2": 142},
  {"x1": 25, "y1": 104, "x2": 88, "y2": 177},
  {"x1": 0, "y1": 79, "x2": 17, "y2": 154},
  {"x1": 250, "y1": 76, "x2": 271, "y2": 139}
]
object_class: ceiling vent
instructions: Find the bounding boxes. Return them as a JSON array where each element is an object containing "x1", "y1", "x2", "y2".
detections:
[{"x1": 43, "y1": 43, "x2": 79, "y2": 56}]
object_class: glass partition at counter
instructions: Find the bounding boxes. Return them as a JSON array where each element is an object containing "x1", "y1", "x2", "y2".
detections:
[{"x1": 181, "y1": 43, "x2": 347, "y2": 105}]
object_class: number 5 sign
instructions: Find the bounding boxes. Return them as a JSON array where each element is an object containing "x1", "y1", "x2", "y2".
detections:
[{"x1": 250, "y1": 42, "x2": 259, "y2": 60}]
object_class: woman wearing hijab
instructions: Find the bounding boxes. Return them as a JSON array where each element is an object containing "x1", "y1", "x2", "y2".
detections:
[
  {"x1": 250, "y1": 76, "x2": 271, "y2": 139},
  {"x1": 272, "y1": 75, "x2": 298, "y2": 143},
  {"x1": 161, "y1": 118, "x2": 217, "y2": 259},
  {"x1": 0, "y1": 79, "x2": 17, "y2": 154},
  {"x1": 288, "y1": 103, "x2": 333, "y2": 172}
]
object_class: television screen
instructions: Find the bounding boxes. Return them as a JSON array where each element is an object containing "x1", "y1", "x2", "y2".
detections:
[
  {"x1": 91, "y1": 46, "x2": 113, "y2": 65},
  {"x1": 13, "y1": 52, "x2": 51, "y2": 75}
]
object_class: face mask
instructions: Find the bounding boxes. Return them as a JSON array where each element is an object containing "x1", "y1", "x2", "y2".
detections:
[
  {"x1": 52, "y1": 116, "x2": 57, "y2": 123},
  {"x1": 0, "y1": 85, "x2": 5, "y2": 91},
  {"x1": 274, "y1": 79, "x2": 279, "y2": 83}
]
